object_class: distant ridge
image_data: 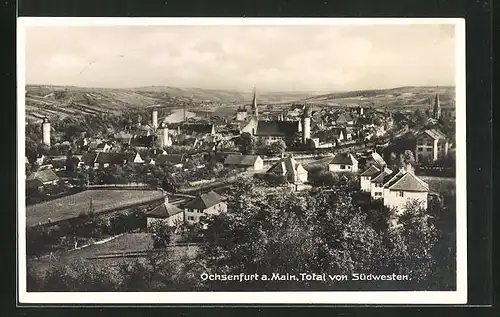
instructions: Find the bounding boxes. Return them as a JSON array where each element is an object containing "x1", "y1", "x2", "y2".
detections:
[{"x1": 24, "y1": 84, "x2": 455, "y2": 123}]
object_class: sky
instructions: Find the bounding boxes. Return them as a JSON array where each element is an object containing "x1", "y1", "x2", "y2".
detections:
[{"x1": 24, "y1": 23, "x2": 456, "y2": 92}]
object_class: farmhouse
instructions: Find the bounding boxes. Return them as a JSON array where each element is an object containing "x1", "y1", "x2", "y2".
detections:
[
  {"x1": 223, "y1": 154, "x2": 264, "y2": 171},
  {"x1": 328, "y1": 153, "x2": 359, "y2": 173},
  {"x1": 182, "y1": 191, "x2": 227, "y2": 224},
  {"x1": 415, "y1": 129, "x2": 449, "y2": 163},
  {"x1": 146, "y1": 197, "x2": 184, "y2": 227},
  {"x1": 26, "y1": 169, "x2": 60, "y2": 191},
  {"x1": 267, "y1": 156, "x2": 308, "y2": 184}
]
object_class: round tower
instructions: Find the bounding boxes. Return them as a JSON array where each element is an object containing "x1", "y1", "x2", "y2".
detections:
[
  {"x1": 301, "y1": 105, "x2": 311, "y2": 144},
  {"x1": 152, "y1": 108, "x2": 158, "y2": 130},
  {"x1": 158, "y1": 122, "x2": 170, "y2": 148},
  {"x1": 42, "y1": 117, "x2": 51, "y2": 147}
]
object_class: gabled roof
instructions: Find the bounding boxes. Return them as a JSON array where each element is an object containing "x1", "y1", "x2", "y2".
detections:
[
  {"x1": 182, "y1": 123, "x2": 214, "y2": 134},
  {"x1": 95, "y1": 152, "x2": 138, "y2": 164},
  {"x1": 419, "y1": 129, "x2": 447, "y2": 140},
  {"x1": 155, "y1": 154, "x2": 185, "y2": 165},
  {"x1": 386, "y1": 172, "x2": 429, "y2": 192},
  {"x1": 255, "y1": 120, "x2": 300, "y2": 137},
  {"x1": 360, "y1": 165, "x2": 381, "y2": 177},
  {"x1": 183, "y1": 191, "x2": 224, "y2": 210},
  {"x1": 27, "y1": 169, "x2": 59, "y2": 184},
  {"x1": 267, "y1": 156, "x2": 304, "y2": 175},
  {"x1": 130, "y1": 135, "x2": 155, "y2": 147},
  {"x1": 382, "y1": 170, "x2": 405, "y2": 187},
  {"x1": 329, "y1": 153, "x2": 358, "y2": 165},
  {"x1": 224, "y1": 154, "x2": 261, "y2": 167},
  {"x1": 147, "y1": 202, "x2": 183, "y2": 218},
  {"x1": 82, "y1": 153, "x2": 98, "y2": 165},
  {"x1": 371, "y1": 170, "x2": 394, "y2": 184}
]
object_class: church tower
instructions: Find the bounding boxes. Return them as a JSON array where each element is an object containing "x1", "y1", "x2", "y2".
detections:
[
  {"x1": 301, "y1": 104, "x2": 311, "y2": 144},
  {"x1": 251, "y1": 86, "x2": 258, "y2": 118},
  {"x1": 432, "y1": 93, "x2": 441, "y2": 120}
]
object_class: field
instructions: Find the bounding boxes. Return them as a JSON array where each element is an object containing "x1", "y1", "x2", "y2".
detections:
[
  {"x1": 26, "y1": 189, "x2": 165, "y2": 227},
  {"x1": 27, "y1": 233, "x2": 200, "y2": 278},
  {"x1": 419, "y1": 176, "x2": 456, "y2": 195}
]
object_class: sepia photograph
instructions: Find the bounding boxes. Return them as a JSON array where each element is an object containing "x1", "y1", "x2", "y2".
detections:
[{"x1": 17, "y1": 18, "x2": 466, "y2": 304}]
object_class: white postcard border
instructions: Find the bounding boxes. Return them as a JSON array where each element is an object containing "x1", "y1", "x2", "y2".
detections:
[{"x1": 17, "y1": 17, "x2": 467, "y2": 304}]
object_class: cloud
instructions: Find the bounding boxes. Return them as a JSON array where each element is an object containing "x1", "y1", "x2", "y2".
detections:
[{"x1": 24, "y1": 24, "x2": 456, "y2": 91}]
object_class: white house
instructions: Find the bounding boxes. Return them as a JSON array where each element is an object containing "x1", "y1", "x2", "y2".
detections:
[
  {"x1": 183, "y1": 191, "x2": 227, "y2": 225},
  {"x1": 359, "y1": 165, "x2": 381, "y2": 192},
  {"x1": 370, "y1": 170, "x2": 400, "y2": 200},
  {"x1": 328, "y1": 153, "x2": 358, "y2": 173},
  {"x1": 415, "y1": 129, "x2": 449, "y2": 163},
  {"x1": 267, "y1": 156, "x2": 308, "y2": 184},
  {"x1": 146, "y1": 197, "x2": 184, "y2": 227},
  {"x1": 224, "y1": 154, "x2": 264, "y2": 171},
  {"x1": 382, "y1": 171, "x2": 429, "y2": 212}
]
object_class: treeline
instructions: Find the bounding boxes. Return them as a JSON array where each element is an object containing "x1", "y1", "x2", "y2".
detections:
[{"x1": 28, "y1": 178, "x2": 456, "y2": 292}]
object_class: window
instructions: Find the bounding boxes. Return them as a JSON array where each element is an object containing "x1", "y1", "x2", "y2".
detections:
[
  {"x1": 398, "y1": 191, "x2": 404, "y2": 197},
  {"x1": 418, "y1": 154, "x2": 423, "y2": 161},
  {"x1": 417, "y1": 147, "x2": 423, "y2": 152},
  {"x1": 375, "y1": 192, "x2": 382, "y2": 196},
  {"x1": 426, "y1": 141, "x2": 432, "y2": 146},
  {"x1": 340, "y1": 165, "x2": 346, "y2": 169},
  {"x1": 188, "y1": 216, "x2": 195, "y2": 221}
]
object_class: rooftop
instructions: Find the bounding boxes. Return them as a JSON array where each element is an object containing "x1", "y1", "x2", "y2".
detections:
[
  {"x1": 224, "y1": 154, "x2": 261, "y2": 167},
  {"x1": 329, "y1": 153, "x2": 358, "y2": 165},
  {"x1": 183, "y1": 191, "x2": 225, "y2": 210}
]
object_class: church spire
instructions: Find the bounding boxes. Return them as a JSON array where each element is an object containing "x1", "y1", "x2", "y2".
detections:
[
  {"x1": 251, "y1": 85, "x2": 258, "y2": 118},
  {"x1": 433, "y1": 93, "x2": 441, "y2": 120}
]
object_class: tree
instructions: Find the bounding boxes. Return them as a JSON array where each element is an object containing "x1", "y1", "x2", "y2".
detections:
[
  {"x1": 148, "y1": 221, "x2": 172, "y2": 249},
  {"x1": 234, "y1": 132, "x2": 255, "y2": 154}
]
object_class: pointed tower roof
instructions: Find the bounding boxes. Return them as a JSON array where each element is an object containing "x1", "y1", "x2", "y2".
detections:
[{"x1": 252, "y1": 85, "x2": 257, "y2": 109}]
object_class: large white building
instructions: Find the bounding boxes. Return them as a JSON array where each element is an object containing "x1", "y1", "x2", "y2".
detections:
[
  {"x1": 362, "y1": 167, "x2": 429, "y2": 212},
  {"x1": 415, "y1": 129, "x2": 449, "y2": 163}
]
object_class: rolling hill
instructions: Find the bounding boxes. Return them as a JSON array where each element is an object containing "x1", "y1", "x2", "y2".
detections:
[{"x1": 23, "y1": 85, "x2": 455, "y2": 124}]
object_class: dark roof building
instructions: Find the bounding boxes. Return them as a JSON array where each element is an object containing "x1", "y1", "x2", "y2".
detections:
[
  {"x1": 155, "y1": 154, "x2": 185, "y2": 166},
  {"x1": 255, "y1": 120, "x2": 300, "y2": 137},
  {"x1": 26, "y1": 169, "x2": 59, "y2": 187},
  {"x1": 384, "y1": 171, "x2": 429, "y2": 192},
  {"x1": 147, "y1": 201, "x2": 183, "y2": 218},
  {"x1": 224, "y1": 154, "x2": 262, "y2": 167},
  {"x1": 329, "y1": 153, "x2": 357, "y2": 165},
  {"x1": 360, "y1": 165, "x2": 381, "y2": 177},
  {"x1": 95, "y1": 152, "x2": 140, "y2": 165},
  {"x1": 183, "y1": 191, "x2": 225, "y2": 210}
]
